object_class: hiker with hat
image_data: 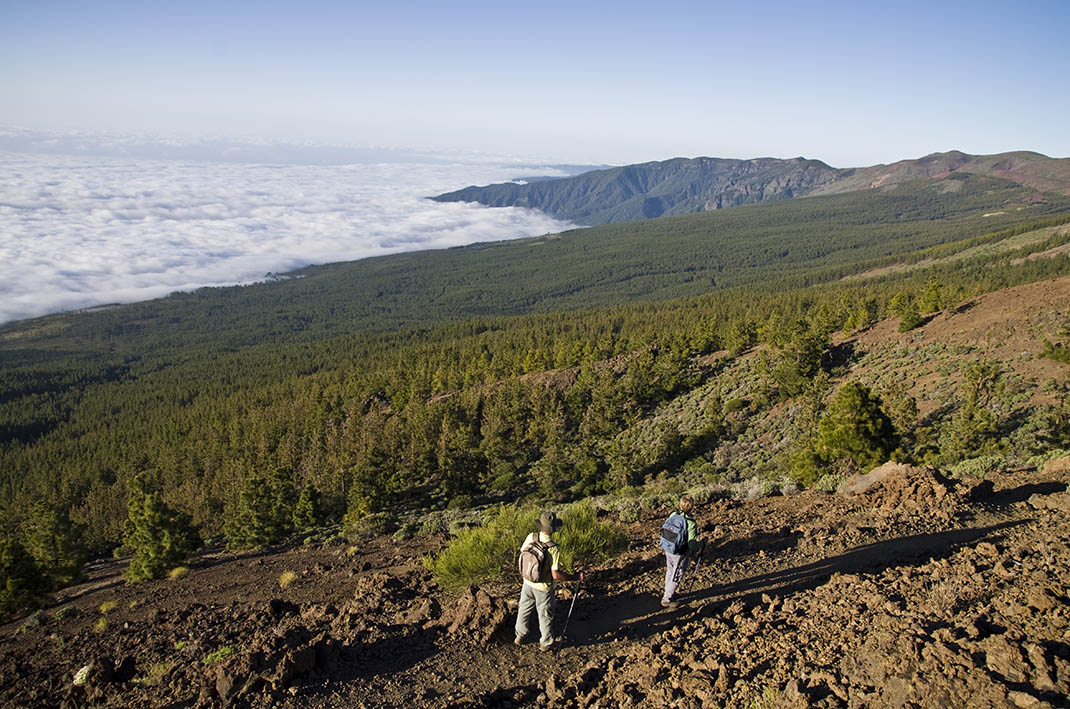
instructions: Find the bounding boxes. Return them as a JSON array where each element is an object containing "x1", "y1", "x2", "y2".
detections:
[
  {"x1": 514, "y1": 510, "x2": 584, "y2": 652},
  {"x1": 660, "y1": 494, "x2": 705, "y2": 609}
]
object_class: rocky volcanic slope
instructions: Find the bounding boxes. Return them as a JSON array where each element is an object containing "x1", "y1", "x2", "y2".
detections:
[{"x1": 2, "y1": 460, "x2": 1068, "y2": 708}]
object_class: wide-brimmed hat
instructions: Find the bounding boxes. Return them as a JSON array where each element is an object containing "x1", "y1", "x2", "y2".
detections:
[{"x1": 538, "y1": 510, "x2": 563, "y2": 533}]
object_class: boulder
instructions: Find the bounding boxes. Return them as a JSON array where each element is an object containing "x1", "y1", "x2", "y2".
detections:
[
  {"x1": 839, "y1": 461, "x2": 913, "y2": 496},
  {"x1": 443, "y1": 586, "x2": 509, "y2": 643},
  {"x1": 1027, "y1": 493, "x2": 1070, "y2": 513}
]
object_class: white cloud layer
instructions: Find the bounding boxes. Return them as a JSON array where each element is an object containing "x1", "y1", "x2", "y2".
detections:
[{"x1": 0, "y1": 150, "x2": 575, "y2": 325}]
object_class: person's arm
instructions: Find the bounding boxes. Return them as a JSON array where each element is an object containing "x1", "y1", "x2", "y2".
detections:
[
  {"x1": 549, "y1": 545, "x2": 585, "y2": 582},
  {"x1": 686, "y1": 515, "x2": 704, "y2": 556},
  {"x1": 552, "y1": 568, "x2": 584, "y2": 582}
]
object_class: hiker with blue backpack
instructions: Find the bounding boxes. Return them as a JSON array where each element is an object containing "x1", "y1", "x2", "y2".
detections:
[
  {"x1": 660, "y1": 495, "x2": 705, "y2": 608},
  {"x1": 515, "y1": 510, "x2": 585, "y2": 652}
]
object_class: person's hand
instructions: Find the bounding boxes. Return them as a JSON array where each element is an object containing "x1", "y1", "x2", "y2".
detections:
[{"x1": 578, "y1": 571, "x2": 586, "y2": 583}]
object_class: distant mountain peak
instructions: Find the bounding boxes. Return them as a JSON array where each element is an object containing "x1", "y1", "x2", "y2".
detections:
[{"x1": 433, "y1": 150, "x2": 1070, "y2": 226}]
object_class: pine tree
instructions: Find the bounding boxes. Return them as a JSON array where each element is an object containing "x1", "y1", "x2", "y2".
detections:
[
  {"x1": 816, "y1": 382, "x2": 897, "y2": 471},
  {"x1": 122, "y1": 474, "x2": 198, "y2": 582},
  {"x1": 847, "y1": 297, "x2": 879, "y2": 333},
  {"x1": 225, "y1": 467, "x2": 295, "y2": 549},
  {"x1": 771, "y1": 320, "x2": 830, "y2": 397},
  {"x1": 292, "y1": 484, "x2": 322, "y2": 532},
  {"x1": 890, "y1": 293, "x2": 923, "y2": 332},
  {"x1": 0, "y1": 536, "x2": 50, "y2": 616},
  {"x1": 919, "y1": 274, "x2": 945, "y2": 314},
  {"x1": 20, "y1": 500, "x2": 86, "y2": 587},
  {"x1": 939, "y1": 358, "x2": 1004, "y2": 463},
  {"x1": 726, "y1": 319, "x2": 756, "y2": 356}
]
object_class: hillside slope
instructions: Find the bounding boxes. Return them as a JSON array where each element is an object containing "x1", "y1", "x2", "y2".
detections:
[
  {"x1": 433, "y1": 157, "x2": 842, "y2": 225},
  {"x1": 3, "y1": 173, "x2": 1065, "y2": 361},
  {"x1": 433, "y1": 151, "x2": 1070, "y2": 226},
  {"x1": 2, "y1": 462, "x2": 1066, "y2": 708},
  {"x1": 2, "y1": 276, "x2": 1068, "y2": 708},
  {"x1": 814, "y1": 150, "x2": 1070, "y2": 198}
]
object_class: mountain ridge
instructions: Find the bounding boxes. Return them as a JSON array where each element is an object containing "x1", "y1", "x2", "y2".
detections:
[{"x1": 433, "y1": 150, "x2": 1070, "y2": 225}]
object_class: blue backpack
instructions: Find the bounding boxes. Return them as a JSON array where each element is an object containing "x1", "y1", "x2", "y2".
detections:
[{"x1": 659, "y1": 512, "x2": 688, "y2": 554}]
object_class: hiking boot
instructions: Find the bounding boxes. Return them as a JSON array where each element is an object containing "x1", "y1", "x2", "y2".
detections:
[
  {"x1": 514, "y1": 635, "x2": 523, "y2": 646},
  {"x1": 661, "y1": 599, "x2": 678, "y2": 609},
  {"x1": 539, "y1": 642, "x2": 554, "y2": 653}
]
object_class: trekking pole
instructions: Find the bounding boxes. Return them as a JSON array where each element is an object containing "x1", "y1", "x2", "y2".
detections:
[
  {"x1": 560, "y1": 576, "x2": 583, "y2": 639},
  {"x1": 680, "y1": 551, "x2": 704, "y2": 595}
]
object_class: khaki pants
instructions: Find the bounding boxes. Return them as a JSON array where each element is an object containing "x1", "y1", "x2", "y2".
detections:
[
  {"x1": 662, "y1": 551, "x2": 692, "y2": 603},
  {"x1": 515, "y1": 583, "x2": 556, "y2": 647}
]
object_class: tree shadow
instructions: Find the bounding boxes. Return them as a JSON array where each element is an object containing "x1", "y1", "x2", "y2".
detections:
[
  {"x1": 572, "y1": 521, "x2": 1024, "y2": 645},
  {"x1": 824, "y1": 340, "x2": 857, "y2": 372},
  {"x1": 986, "y1": 482, "x2": 1067, "y2": 507},
  {"x1": 712, "y1": 527, "x2": 801, "y2": 561},
  {"x1": 188, "y1": 547, "x2": 267, "y2": 573},
  {"x1": 598, "y1": 549, "x2": 664, "y2": 586},
  {"x1": 694, "y1": 521, "x2": 1021, "y2": 607}
]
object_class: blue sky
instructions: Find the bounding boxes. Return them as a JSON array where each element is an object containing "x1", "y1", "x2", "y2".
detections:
[{"x1": 2, "y1": 0, "x2": 1069, "y2": 166}]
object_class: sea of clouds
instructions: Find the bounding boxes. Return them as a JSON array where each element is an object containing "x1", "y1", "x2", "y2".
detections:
[{"x1": 0, "y1": 132, "x2": 577, "y2": 326}]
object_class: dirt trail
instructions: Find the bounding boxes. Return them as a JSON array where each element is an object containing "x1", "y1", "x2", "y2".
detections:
[{"x1": 2, "y1": 461, "x2": 1068, "y2": 708}]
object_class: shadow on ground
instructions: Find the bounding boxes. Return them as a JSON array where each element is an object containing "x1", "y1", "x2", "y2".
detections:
[{"x1": 568, "y1": 519, "x2": 1026, "y2": 646}]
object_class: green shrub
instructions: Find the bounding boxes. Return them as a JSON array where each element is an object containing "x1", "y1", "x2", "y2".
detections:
[
  {"x1": 135, "y1": 660, "x2": 176, "y2": 687},
  {"x1": 278, "y1": 571, "x2": 298, "y2": 589},
  {"x1": 780, "y1": 482, "x2": 801, "y2": 496},
  {"x1": 393, "y1": 521, "x2": 419, "y2": 542},
  {"x1": 556, "y1": 501, "x2": 628, "y2": 571},
  {"x1": 1025, "y1": 448, "x2": 1070, "y2": 467},
  {"x1": 168, "y1": 566, "x2": 189, "y2": 581},
  {"x1": 640, "y1": 492, "x2": 678, "y2": 512},
  {"x1": 413, "y1": 510, "x2": 448, "y2": 537},
  {"x1": 447, "y1": 494, "x2": 474, "y2": 511},
  {"x1": 202, "y1": 645, "x2": 238, "y2": 665},
  {"x1": 813, "y1": 473, "x2": 843, "y2": 494},
  {"x1": 344, "y1": 511, "x2": 398, "y2": 540},
  {"x1": 54, "y1": 605, "x2": 77, "y2": 620},
  {"x1": 1041, "y1": 339, "x2": 1070, "y2": 363},
  {"x1": 427, "y1": 502, "x2": 628, "y2": 592},
  {"x1": 731, "y1": 478, "x2": 779, "y2": 501},
  {"x1": 748, "y1": 686, "x2": 782, "y2": 709},
  {"x1": 22, "y1": 610, "x2": 47, "y2": 630},
  {"x1": 99, "y1": 600, "x2": 118, "y2": 614},
  {"x1": 948, "y1": 455, "x2": 1004, "y2": 478},
  {"x1": 616, "y1": 502, "x2": 640, "y2": 523},
  {"x1": 427, "y1": 505, "x2": 538, "y2": 592},
  {"x1": 684, "y1": 483, "x2": 725, "y2": 507},
  {"x1": 724, "y1": 398, "x2": 749, "y2": 415}
]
